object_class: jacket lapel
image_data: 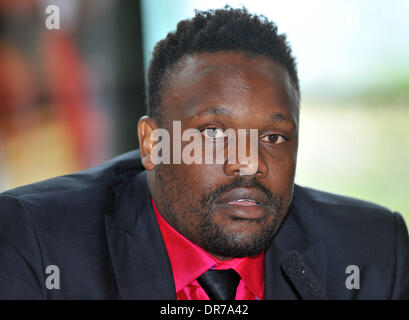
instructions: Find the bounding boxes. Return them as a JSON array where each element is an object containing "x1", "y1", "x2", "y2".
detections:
[
  {"x1": 264, "y1": 189, "x2": 327, "y2": 300},
  {"x1": 104, "y1": 170, "x2": 176, "y2": 299}
]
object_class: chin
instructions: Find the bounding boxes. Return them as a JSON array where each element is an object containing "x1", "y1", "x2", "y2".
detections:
[{"x1": 197, "y1": 222, "x2": 276, "y2": 258}]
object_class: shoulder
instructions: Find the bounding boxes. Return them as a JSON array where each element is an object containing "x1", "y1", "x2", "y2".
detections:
[
  {"x1": 1, "y1": 149, "x2": 142, "y2": 199},
  {"x1": 0, "y1": 150, "x2": 144, "y2": 299},
  {"x1": 291, "y1": 185, "x2": 409, "y2": 299},
  {"x1": 292, "y1": 184, "x2": 408, "y2": 265},
  {"x1": 291, "y1": 184, "x2": 407, "y2": 256},
  {"x1": 0, "y1": 149, "x2": 143, "y2": 236},
  {"x1": 293, "y1": 184, "x2": 397, "y2": 225}
]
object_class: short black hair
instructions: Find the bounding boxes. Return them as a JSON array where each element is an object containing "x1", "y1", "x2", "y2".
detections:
[{"x1": 146, "y1": 6, "x2": 299, "y2": 122}]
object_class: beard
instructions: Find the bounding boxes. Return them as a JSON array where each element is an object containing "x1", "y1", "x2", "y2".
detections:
[
  {"x1": 155, "y1": 167, "x2": 289, "y2": 258},
  {"x1": 195, "y1": 177, "x2": 286, "y2": 257}
]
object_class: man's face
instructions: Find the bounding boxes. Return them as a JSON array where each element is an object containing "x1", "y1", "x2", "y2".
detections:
[{"x1": 141, "y1": 52, "x2": 299, "y2": 260}]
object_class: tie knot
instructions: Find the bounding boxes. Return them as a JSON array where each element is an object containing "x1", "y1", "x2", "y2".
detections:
[{"x1": 197, "y1": 269, "x2": 241, "y2": 300}]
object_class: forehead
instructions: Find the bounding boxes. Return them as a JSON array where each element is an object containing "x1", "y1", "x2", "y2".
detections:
[{"x1": 160, "y1": 52, "x2": 299, "y2": 123}]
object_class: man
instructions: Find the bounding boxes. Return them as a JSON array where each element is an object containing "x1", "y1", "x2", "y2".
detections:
[{"x1": 0, "y1": 7, "x2": 408, "y2": 300}]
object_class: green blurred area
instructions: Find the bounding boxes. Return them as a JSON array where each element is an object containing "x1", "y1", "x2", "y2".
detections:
[
  {"x1": 296, "y1": 89, "x2": 409, "y2": 224},
  {"x1": 296, "y1": 59, "x2": 409, "y2": 225}
]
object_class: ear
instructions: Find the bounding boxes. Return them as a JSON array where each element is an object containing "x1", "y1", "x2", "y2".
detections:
[{"x1": 137, "y1": 116, "x2": 158, "y2": 171}]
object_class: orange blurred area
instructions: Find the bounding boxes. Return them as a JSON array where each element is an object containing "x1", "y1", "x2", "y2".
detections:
[
  {"x1": 0, "y1": 0, "x2": 37, "y2": 12},
  {"x1": 0, "y1": 0, "x2": 110, "y2": 191}
]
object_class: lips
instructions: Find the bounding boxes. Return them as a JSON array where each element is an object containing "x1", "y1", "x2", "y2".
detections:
[
  {"x1": 215, "y1": 188, "x2": 270, "y2": 220},
  {"x1": 216, "y1": 188, "x2": 269, "y2": 207},
  {"x1": 228, "y1": 199, "x2": 260, "y2": 207}
]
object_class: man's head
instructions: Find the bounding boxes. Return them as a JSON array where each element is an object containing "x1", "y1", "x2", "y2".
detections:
[{"x1": 138, "y1": 7, "x2": 300, "y2": 260}]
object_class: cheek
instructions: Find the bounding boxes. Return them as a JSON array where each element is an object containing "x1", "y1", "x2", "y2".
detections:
[
  {"x1": 157, "y1": 163, "x2": 225, "y2": 200},
  {"x1": 263, "y1": 150, "x2": 297, "y2": 194},
  {"x1": 183, "y1": 163, "x2": 224, "y2": 185}
]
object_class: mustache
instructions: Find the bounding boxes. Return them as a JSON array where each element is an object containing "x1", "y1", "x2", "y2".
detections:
[{"x1": 200, "y1": 176, "x2": 279, "y2": 208}]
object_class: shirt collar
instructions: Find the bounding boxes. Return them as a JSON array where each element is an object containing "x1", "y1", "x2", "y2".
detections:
[{"x1": 152, "y1": 198, "x2": 264, "y2": 298}]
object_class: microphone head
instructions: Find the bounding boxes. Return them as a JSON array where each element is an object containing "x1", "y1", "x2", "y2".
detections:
[{"x1": 281, "y1": 250, "x2": 324, "y2": 300}]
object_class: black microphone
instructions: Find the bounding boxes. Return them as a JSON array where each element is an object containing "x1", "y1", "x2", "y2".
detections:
[{"x1": 281, "y1": 250, "x2": 324, "y2": 300}]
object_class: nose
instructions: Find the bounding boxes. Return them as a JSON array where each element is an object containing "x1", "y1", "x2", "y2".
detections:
[{"x1": 223, "y1": 129, "x2": 267, "y2": 177}]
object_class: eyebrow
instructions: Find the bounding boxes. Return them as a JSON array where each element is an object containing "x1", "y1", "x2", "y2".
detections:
[
  {"x1": 191, "y1": 105, "x2": 296, "y2": 127},
  {"x1": 268, "y1": 113, "x2": 294, "y2": 124},
  {"x1": 193, "y1": 106, "x2": 231, "y2": 117}
]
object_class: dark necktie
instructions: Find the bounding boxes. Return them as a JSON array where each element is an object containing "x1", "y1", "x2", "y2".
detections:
[{"x1": 197, "y1": 269, "x2": 241, "y2": 300}]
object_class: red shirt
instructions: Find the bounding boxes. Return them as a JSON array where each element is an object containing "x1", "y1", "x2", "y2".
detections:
[{"x1": 152, "y1": 199, "x2": 264, "y2": 300}]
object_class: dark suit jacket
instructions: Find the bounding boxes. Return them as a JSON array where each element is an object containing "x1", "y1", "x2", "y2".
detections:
[{"x1": 0, "y1": 150, "x2": 408, "y2": 299}]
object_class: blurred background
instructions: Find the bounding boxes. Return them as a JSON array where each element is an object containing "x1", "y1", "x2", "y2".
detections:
[{"x1": 0, "y1": 0, "x2": 408, "y2": 223}]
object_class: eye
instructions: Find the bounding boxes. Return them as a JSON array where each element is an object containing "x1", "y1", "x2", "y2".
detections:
[
  {"x1": 201, "y1": 128, "x2": 226, "y2": 139},
  {"x1": 261, "y1": 134, "x2": 287, "y2": 144}
]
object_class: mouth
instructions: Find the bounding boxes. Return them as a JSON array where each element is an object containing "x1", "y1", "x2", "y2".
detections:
[
  {"x1": 228, "y1": 199, "x2": 261, "y2": 207},
  {"x1": 215, "y1": 188, "x2": 270, "y2": 220},
  {"x1": 216, "y1": 188, "x2": 269, "y2": 206}
]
